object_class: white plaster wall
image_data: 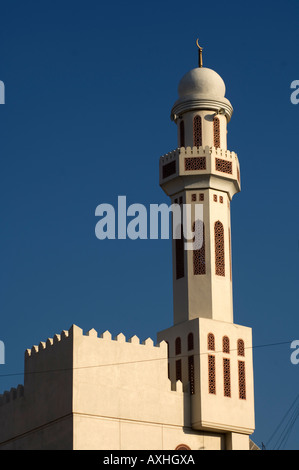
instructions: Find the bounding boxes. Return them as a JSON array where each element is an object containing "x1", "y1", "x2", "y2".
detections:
[
  {"x1": 195, "y1": 318, "x2": 255, "y2": 434},
  {"x1": 73, "y1": 414, "x2": 225, "y2": 450},
  {"x1": 177, "y1": 111, "x2": 227, "y2": 150}
]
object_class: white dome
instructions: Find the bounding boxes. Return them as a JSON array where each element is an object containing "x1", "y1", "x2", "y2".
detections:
[
  {"x1": 171, "y1": 66, "x2": 233, "y2": 122},
  {"x1": 178, "y1": 67, "x2": 226, "y2": 100}
]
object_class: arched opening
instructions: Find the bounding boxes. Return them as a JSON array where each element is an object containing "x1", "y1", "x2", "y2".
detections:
[
  {"x1": 222, "y1": 336, "x2": 230, "y2": 354},
  {"x1": 187, "y1": 333, "x2": 194, "y2": 351},
  {"x1": 207, "y1": 333, "x2": 215, "y2": 351},
  {"x1": 237, "y1": 339, "x2": 245, "y2": 356},
  {"x1": 175, "y1": 337, "x2": 181, "y2": 355}
]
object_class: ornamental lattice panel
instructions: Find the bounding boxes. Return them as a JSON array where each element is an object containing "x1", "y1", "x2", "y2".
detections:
[
  {"x1": 215, "y1": 158, "x2": 232, "y2": 174},
  {"x1": 223, "y1": 358, "x2": 231, "y2": 397},
  {"x1": 193, "y1": 115, "x2": 202, "y2": 147},
  {"x1": 162, "y1": 160, "x2": 176, "y2": 179},
  {"x1": 213, "y1": 117, "x2": 220, "y2": 148},
  {"x1": 215, "y1": 221, "x2": 225, "y2": 276},
  {"x1": 188, "y1": 355, "x2": 195, "y2": 395},
  {"x1": 176, "y1": 359, "x2": 182, "y2": 381},
  {"x1": 193, "y1": 221, "x2": 206, "y2": 275},
  {"x1": 208, "y1": 355, "x2": 216, "y2": 394},
  {"x1": 238, "y1": 360, "x2": 246, "y2": 400},
  {"x1": 185, "y1": 156, "x2": 206, "y2": 171}
]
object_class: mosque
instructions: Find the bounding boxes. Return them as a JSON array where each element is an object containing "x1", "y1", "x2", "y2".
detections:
[{"x1": 0, "y1": 44, "x2": 257, "y2": 450}]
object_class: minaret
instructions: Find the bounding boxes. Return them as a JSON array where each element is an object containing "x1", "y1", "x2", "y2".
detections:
[
  {"x1": 157, "y1": 43, "x2": 255, "y2": 449},
  {"x1": 160, "y1": 42, "x2": 240, "y2": 326}
]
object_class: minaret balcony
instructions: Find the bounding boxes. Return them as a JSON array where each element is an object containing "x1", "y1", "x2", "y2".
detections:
[{"x1": 159, "y1": 146, "x2": 241, "y2": 199}]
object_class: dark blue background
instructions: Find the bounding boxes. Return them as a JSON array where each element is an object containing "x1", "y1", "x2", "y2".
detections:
[{"x1": 0, "y1": 0, "x2": 298, "y2": 450}]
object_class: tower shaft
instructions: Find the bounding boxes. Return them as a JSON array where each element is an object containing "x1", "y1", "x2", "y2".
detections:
[
  {"x1": 160, "y1": 114, "x2": 240, "y2": 325},
  {"x1": 157, "y1": 56, "x2": 255, "y2": 443}
]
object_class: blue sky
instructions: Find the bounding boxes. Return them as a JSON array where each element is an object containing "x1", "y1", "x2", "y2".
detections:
[{"x1": 0, "y1": 0, "x2": 298, "y2": 450}]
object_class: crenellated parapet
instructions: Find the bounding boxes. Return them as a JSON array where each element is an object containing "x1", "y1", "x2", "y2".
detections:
[
  {"x1": 160, "y1": 145, "x2": 238, "y2": 161},
  {"x1": 1, "y1": 324, "x2": 181, "y2": 406},
  {"x1": 25, "y1": 329, "x2": 70, "y2": 358},
  {"x1": 25, "y1": 324, "x2": 166, "y2": 359},
  {"x1": 159, "y1": 146, "x2": 240, "y2": 199},
  {"x1": 0, "y1": 385, "x2": 24, "y2": 406}
]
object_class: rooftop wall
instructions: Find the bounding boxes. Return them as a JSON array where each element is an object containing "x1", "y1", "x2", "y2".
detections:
[
  {"x1": 0, "y1": 324, "x2": 187, "y2": 449},
  {"x1": 71, "y1": 325, "x2": 188, "y2": 428}
]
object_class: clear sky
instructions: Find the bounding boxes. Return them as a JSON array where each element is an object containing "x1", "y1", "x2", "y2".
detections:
[{"x1": 0, "y1": 0, "x2": 298, "y2": 450}]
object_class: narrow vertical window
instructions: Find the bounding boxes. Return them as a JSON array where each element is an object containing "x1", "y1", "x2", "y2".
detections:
[
  {"x1": 238, "y1": 360, "x2": 246, "y2": 399},
  {"x1": 213, "y1": 117, "x2": 220, "y2": 148},
  {"x1": 207, "y1": 333, "x2": 215, "y2": 351},
  {"x1": 193, "y1": 221, "x2": 206, "y2": 275},
  {"x1": 208, "y1": 355, "x2": 216, "y2": 394},
  {"x1": 223, "y1": 358, "x2": 231, "y2": 397},
  {"x1": 187, "y1": 333, "x2": 194, "y2": 351},
  {"x1": 222, "y1": 336, "x2": 230, "y2": 354},
  {"x1": 215, "y1": 221, "x2": 225, "y2": 276},
  {"x1": 237, "y1": 339, "x2": 245, "y2": 357},
  {"x1": 180, "y1": 120, "x2": 185, "y2": 147},
  {"x1": 175, "y1": 224, "x2": 184, "y2": 279},
  {"x1": 193, "y1": 115, "x2": 202, "y2": 147},
  {"x1": 175, "y1": 337, "x2": 181, "y2": 355},
  {"x1": 188, "y1": 355, "x2": 195, "y2": 395},
  {"x1": 176, "y1": 359, "x2": 182, "y2": 381}
]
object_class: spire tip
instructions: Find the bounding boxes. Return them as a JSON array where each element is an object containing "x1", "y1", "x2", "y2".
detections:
[{"x1": 196, "y1": 39, "x2": 203, "y2": 68}]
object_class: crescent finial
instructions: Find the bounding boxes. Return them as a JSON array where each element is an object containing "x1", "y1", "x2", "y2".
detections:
[
  {"x1": 196, "y1": 39, "x2": 203, "y2": 67},
  {"x1": 196, "y1": 38, "x2": 202, "y2": 50}
]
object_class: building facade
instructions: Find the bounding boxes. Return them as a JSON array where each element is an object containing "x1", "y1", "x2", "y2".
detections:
[{"x1": 0, "y1": 47, "x2": 256, "y2": 450}]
